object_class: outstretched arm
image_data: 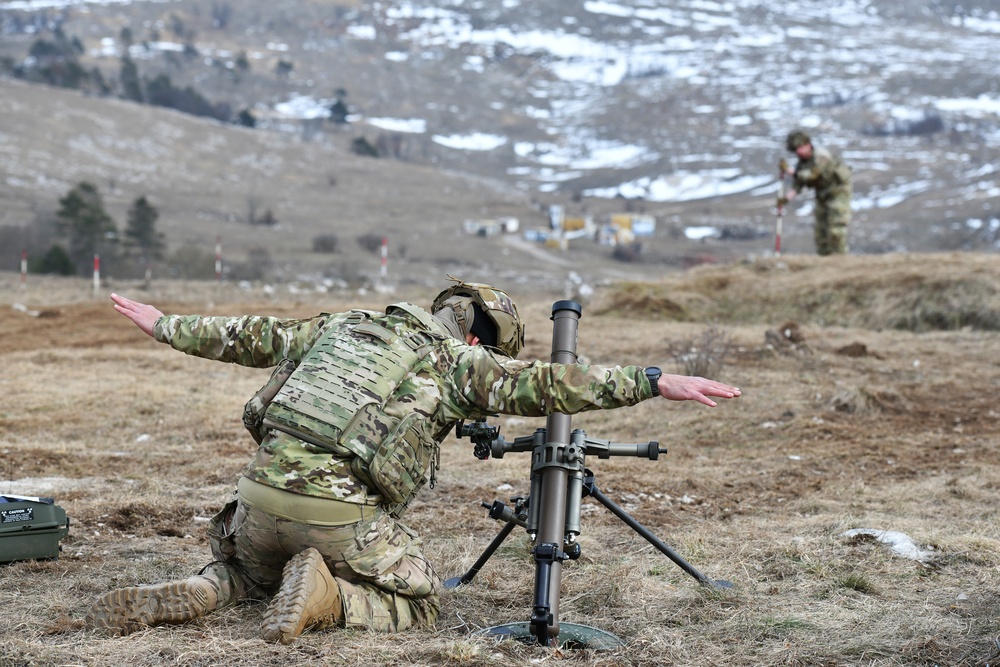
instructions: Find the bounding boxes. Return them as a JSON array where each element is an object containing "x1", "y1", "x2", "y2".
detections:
[
  {"x1": 446, "y1": 345, "x2": 741, "y2": 419},
  {"x1": 658, "y1": 373, "x2": 740, "y2": 407},
  {"x1": 110, "y1": 293, "x2": 163, "y2": 338}
]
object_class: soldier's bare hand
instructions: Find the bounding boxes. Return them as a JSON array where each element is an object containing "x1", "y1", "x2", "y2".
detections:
[
  {"x1": 110, "y1": 293, "x2": 163, "y2": 338},
  {"x1": 658, "y1": 373, "x2": 741, "y2": 407}
]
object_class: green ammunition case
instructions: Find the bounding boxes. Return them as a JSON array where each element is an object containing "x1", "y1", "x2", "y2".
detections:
[{"x1": 0, "y1": 496, "x2": 70, "y2": 563}]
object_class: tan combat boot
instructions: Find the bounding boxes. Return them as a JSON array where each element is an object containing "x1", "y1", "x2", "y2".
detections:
[
  {"x1": 261, "y1": 547, "x2": 342, "y2": 644},
  {"x1": 85, "y1": 573, "x2": 221, "y2": 636}
]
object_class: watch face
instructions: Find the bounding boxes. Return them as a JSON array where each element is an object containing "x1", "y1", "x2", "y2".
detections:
[{"x1": 645, "y1": 367, "x2": 661, "y2": 395}]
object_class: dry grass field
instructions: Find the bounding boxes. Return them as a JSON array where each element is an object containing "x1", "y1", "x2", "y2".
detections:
[{"x1": 2, "y1": 252, "x2": 1000, "y2": 666}]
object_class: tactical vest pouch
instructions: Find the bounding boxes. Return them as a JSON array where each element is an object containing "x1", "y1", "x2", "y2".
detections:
[
  {"x1": 243, "y1": 358, "x2": 298, "y2": 445},
  {"x1": 356, "y1": 410, "x2": 434, "y2": 506}
]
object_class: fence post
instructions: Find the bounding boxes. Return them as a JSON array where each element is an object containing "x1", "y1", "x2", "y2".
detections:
[
  {"x1": 380, "y1": 236, "x2": 388, "y2": 279},
  {"x1": 215, "y1": 236, "x2": 223, "y2": 281}
]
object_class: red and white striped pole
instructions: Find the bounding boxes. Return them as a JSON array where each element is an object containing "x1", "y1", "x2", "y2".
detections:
[
  {"x1": 20, "y1": 249, "x2": 27, "y2": 288},
  {"x1": 775, "y1": 158, "x2": 787, "y2": 257},
  {"x1": 775, "y1": 202, "x2": 783, "y2": 257},
  {"x1": 93, "y1": 253, "x2": 101, "y2": 295},
  {"x1": 380, "y1": 236, "x2": 388, "y2": 279},
  {"x1": 215, "y1": 236, "x2": 222, "y2": 281}
]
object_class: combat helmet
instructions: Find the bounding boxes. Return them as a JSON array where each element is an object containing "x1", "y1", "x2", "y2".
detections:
[
  {"x1": 786, "y1": 129, "x2": 811, "y2": 151},
  {"x1": 431, "y1": 277, "x2": 525, "y2": 358}
]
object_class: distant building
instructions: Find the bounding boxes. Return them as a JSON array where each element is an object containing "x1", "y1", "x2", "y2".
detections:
[
  {"x1": 610, "y1": 214, "x2": 656, "y2": 236},
  {"x1": 523, "y1": 209, "x2": 656, "y2": 249},
  {"x1": 598, "y1": 213, "x2": 656, "y2": 246},
  {"x1": 524, "y1": 213, "x2": 594, "y2": 248},
  {"x1": 462, "y1": 217, "x2": 519, "y2": 236},
  {"x1": 548, "y1": 205, "x2": 564, "y2": 230},
  {"x1": 498, "y1": 217, "x2": 519, "y2": 233}
]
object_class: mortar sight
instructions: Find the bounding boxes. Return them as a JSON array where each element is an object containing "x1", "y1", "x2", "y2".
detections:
[{"x1": 456, "y1": 419, "x2": 501, "y2": 460}]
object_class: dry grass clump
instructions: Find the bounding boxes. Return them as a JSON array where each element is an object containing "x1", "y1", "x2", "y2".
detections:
[
  {"x1": 830, "y1": 386, "x2": 911, "y2": 415},
  {"x1": 595, "y1": 252, "x2": 1000, "y2": 332},
  {"x1": 669, "y1": 326, "x2": 733, "y2": 378},
  {"x1": 591, "y1": 282, "x2": 691, "y2": 320}
]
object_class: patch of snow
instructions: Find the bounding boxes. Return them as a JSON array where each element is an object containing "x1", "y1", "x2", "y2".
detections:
[
  {"x1": 842, "y1": 528, "x2": 935, "y2": 563},
  {"x1": 432, "y1": 133, "x2": 507, "y2": 151},
  {"x1": 365, "y1": 117, "x2": 427, "y2": 133}
]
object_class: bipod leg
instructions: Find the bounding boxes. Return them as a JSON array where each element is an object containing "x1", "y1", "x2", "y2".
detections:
[
  {"x1": 581, "y1": 473, "x2": 732, "y2": 589},
  {"x1": 444, "y1": 500, "x2": 525, "y2": 589}
]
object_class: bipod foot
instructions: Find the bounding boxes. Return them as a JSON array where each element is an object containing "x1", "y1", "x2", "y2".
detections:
[{"x1": 471, "y1": 622, "x2": 624, "y2": 650}]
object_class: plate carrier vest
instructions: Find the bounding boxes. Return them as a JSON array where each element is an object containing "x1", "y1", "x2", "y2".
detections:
[{"x1": 244, "y1": 305, "x2": 448, "y2": 510}]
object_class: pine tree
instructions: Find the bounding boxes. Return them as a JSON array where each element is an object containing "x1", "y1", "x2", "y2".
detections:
[
  {"x1": 124, "y1": 196, "x2": 165, "y2": 263},
  {"x1": 55, "y1": 181, "x2": 118, "y2": 273},
  {"x1": 120, "y1": 55, "x2": 143, "y2": 102},
  {"x1": 329, "y1": 88, "x2": 350, "y2": 124}
]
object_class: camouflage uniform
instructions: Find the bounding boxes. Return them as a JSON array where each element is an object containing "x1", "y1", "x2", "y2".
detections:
[
  {"x1": 791, "y1": 145, "x2": 853, "y2": 255},
  {"x1": 154, "y1": 304, "x2": 653, "y2": 631}
]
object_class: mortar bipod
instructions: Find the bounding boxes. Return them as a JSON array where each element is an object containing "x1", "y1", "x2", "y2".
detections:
[
  {"x1": 447, "y1": 300, "x2": 731, "y2": 649},
  {"x1": 447, "y1": 423, "x2": 734, "y2": 649}
]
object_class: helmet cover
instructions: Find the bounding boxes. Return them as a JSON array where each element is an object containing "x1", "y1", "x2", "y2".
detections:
[
  {"x1": 786, "y1": 129, "x2": 811, "y2": 151},
  {"x1": 431, "y1": 278, "x2": 524, "y2": 358}
]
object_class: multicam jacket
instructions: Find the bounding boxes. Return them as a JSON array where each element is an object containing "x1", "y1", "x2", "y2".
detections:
[
  {"x1": 792, "y1": 145, "x2": 852, "y2": 201},
  {"x1": 154, "y1": 304, "x2": 653, "y2": 507}
]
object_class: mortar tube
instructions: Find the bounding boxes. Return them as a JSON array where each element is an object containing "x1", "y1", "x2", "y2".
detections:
[{"x1": 532, "y1": 300, "x2": 582, "y2": 642}]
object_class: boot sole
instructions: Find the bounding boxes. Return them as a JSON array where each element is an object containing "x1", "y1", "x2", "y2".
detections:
[
  {"x1": 85, "y1": 580, "x2": 214, "y2": 635},
  {"x1": 261, "y1": 548, "x2": 334, "y2": 644}
]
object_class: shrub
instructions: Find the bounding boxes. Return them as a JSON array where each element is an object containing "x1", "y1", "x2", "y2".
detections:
[
  {"x1": 30, "y1": 244, "x2": 76, "y2": 275},
  {"x1": 145, "y1": 74, "x2": 229, "y2": 121},
  {"x1": 256, "y1": 209, "x2": 277, "y2": 227},
  {"x1": 356, "y1": 233, "x2": 384, "y2": 254},
  {"x1": 350, "y1": 136, "x2": 379, "y2": 158},
  {"x1": 612, "y1": 242, "x2": 643, "y2": 262},
  {"x1": 671, "y1": 326, "x2": 732, "y2": 378},
  {"x1": 236, "y1": 108, "x2": 256, "y2": 128},
  {"x1": 166, "y1": 243, "x2": 215, "y2": 279},
  {"x1": 312, "y1": 234, "x2": 339, "y2": 253}
]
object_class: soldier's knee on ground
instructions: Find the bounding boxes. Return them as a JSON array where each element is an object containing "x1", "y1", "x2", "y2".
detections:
[{"x1": 337, "y1": 577, "x2": 440, "y2": 632}]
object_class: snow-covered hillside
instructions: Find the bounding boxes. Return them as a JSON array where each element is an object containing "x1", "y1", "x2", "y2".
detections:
[{"x1": 2, "y1": 0, "x2": 999, "y2": 254}]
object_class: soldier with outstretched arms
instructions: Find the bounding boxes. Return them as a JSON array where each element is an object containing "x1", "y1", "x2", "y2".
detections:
[{"x1": 85, "y1": 279, "x2": 740, "y2": 643}]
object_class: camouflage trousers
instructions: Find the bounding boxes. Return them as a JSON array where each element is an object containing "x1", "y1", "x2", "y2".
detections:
[
  {"x1": 205, "y1": 497, "x2": 441, "y2": 632},
  {"x1": 814, "y1": 187, "x2": 851, "y2": 255}
]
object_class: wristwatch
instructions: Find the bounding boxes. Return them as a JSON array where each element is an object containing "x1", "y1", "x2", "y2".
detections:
[{"x1": 644, "y1": 366, "x2": 662, "y2": 396}]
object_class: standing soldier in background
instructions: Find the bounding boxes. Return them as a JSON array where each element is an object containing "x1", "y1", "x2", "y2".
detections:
[{"x1": 779, "y1": 129, "x2": 853, "y2": 255}]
